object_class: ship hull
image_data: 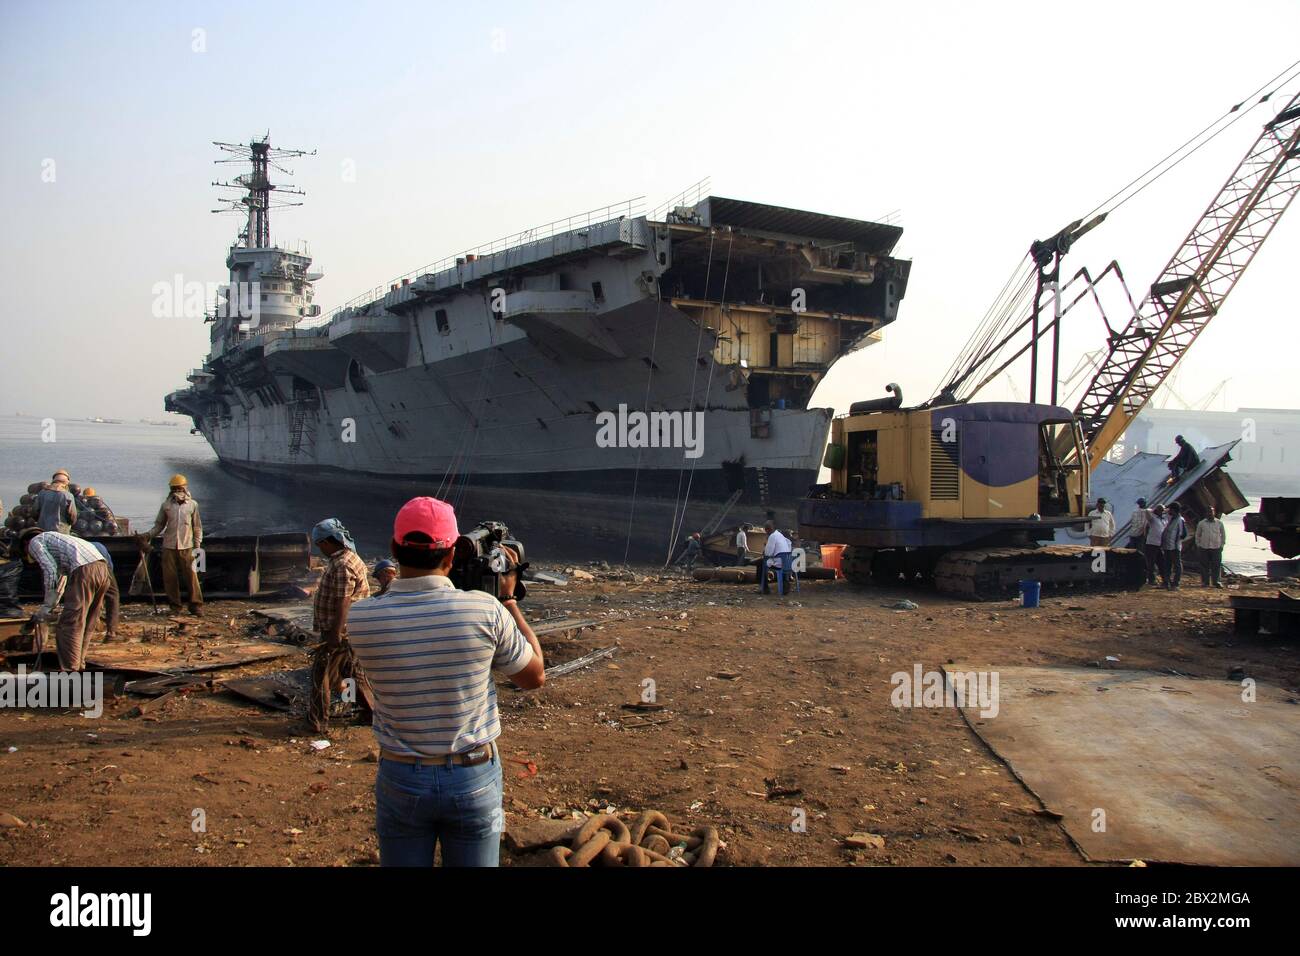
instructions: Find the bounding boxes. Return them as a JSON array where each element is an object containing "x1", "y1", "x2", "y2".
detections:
[{"x1": 216, "y1": 456, "x2": 813, "y2": 561}]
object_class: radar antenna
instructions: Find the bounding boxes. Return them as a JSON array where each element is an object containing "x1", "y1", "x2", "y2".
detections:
[{"x1": 211, "y1": 133, "x2": 316, "y2": 249}]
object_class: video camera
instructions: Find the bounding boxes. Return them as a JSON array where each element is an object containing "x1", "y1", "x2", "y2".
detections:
[{"x1": 450, "y1": 521, "x2": 528, "y2": 601}]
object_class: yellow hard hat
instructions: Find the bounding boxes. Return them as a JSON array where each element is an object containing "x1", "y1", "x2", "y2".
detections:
[
  {"x1": 52, "y1": 469, "x2": 70, "y2": 482},
  {"x1": 169, "y1": 474, "x2": 188, "y2": 488}
]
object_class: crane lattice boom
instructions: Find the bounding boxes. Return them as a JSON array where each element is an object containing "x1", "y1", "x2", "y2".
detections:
[{"x1": 1072, "y1": 91, "x2": 1300, "y2": 465}]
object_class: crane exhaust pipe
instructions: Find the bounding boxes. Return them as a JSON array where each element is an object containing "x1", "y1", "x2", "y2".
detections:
[{"x1": 849, "y1": 383, "x2": 903, "y2": 415}]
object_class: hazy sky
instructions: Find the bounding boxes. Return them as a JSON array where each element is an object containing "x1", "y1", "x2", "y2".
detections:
[{"x1": 2, "y1": 0, "x2": 1297, "y2": 423}]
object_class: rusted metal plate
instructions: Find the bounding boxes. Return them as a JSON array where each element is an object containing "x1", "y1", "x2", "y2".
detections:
[
  {"x1": 948, "y1": 665, "x2": 1300, "y2": 866},
  {"x1": 249, "y1": 603, "x2": 317, "y2": 644},
  {"x1": 124, "y1": 674, "x2": 214, "y2": 697},
  {"x1": 84, "y1": 638, "x2": 304, "y2": 674},
  {"x1": 221, "y1": 667, "x2": 312, "y2": 712}
]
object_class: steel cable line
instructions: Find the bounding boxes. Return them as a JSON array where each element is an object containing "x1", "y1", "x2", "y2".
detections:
[
  {"x1": 622, "y1": 274, "x2": 667, "y2": 566},
  {"x1": 664, "y1": 230, "x2": 717, "y2": 564},
  {"x1": 667, "y1": 231, "x2": 734, "y2": 566}
]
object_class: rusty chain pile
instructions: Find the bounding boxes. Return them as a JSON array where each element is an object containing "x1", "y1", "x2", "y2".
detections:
[{"x1": 547, "y1": 810, "x2": 719, "y2": 867}]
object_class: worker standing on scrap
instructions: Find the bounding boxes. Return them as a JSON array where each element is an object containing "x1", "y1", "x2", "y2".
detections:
[
  {"x1": 17, "y1": 529, "x2": 112, "y2": 670},
  {"x1": 373, "y1": 558, "x2": 398, "y2": 596},
  {"x1": 1087, "y1": 498, "x2": 1114, "y2": 547},
  {"x1": 309, "y1": 518, "x2": 371, "y2": 734},
  {"x1": 141, "y1": 474, "x2": 204, "y2": 616},
  {"x1": 760, "y1": 521, "x2": 794, "y2": 595},
  {"x1": 1160, "y1": 502, "x2": 1189, "y2": 590},
  {"x1": 1195, "y1": 507, "x2": 1226, "y2": 589},
  {"x1": 36, "y1": 470, "x2": 77, "y2": 533},
  {"x1": 1143, "y1": 504, "x2": 1168, "y2": 587},
  {"x1": 734, "y1": 525, "x2": 750, "y2": 566},
  {"x1": 347, "y1": 496, "x2": 545, "y2": 867}
]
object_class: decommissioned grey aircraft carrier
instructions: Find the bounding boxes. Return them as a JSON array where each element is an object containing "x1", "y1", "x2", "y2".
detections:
[{"x1": 166, "y1": 137, "x2": 911, "y2": 558}]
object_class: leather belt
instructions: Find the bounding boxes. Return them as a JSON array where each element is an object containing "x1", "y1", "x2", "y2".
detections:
[{"x1": 380, "y1": 741, "x2": 496, "y2": 767}]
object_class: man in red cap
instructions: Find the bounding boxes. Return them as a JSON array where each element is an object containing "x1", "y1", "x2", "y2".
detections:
[{"x1": 347, "y1": 496, "x2": 544, "y2": 867}]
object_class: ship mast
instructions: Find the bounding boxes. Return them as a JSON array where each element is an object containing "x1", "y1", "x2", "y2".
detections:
[{"x1": 211, "y1": 134, "x2": 315, "y2": 248}]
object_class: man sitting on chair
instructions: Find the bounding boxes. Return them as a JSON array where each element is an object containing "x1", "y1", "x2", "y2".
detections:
[{"x1": 760, "y1": 521, "x2": 793, "y2": 595}]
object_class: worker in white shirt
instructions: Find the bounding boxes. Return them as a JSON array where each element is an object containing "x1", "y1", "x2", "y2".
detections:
[
  {"x1": 1194, "y1": 507, "x2": 1227, "y2": 589},
  {"x1": 1087, "y1": 498, "x2": 1115, "y2": 547},
  {"x1": 1143, "y1": 504, "x2": 1168, "y2": 587},
  {"x1": 760, "y1": 521, "x2": 793, "y2": 595},
  {"x1": 734, "y1": 525, "x2": 750, "y2": 566},
  {"x1": 1127, "y1": 498, "x2": 1149, "y2": 548}
]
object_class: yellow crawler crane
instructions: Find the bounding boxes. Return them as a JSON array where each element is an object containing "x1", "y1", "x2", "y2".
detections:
[{"x1": 801, "y1": 88, "x2": 1300, "y2": 599}]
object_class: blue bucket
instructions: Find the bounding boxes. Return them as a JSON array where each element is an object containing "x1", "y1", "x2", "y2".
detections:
[{"x1": 1019, "y1": 580, "x2": 1041, "y2": 608}]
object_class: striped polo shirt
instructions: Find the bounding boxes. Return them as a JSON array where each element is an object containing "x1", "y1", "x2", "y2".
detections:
[{"x1": 347, "y1": 574, "x2": 533, "y2": 757}]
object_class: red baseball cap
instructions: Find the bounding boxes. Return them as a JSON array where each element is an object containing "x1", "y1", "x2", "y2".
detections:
[{"x1": 393, "y1": 496, "x2": 459, "y2": 549}]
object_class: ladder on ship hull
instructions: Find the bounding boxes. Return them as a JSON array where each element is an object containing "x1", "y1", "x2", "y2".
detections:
[
  {"x1": 699, "y1": 489, "x2": 744, "y2": 538},
  {"x1": 288, "y1": 398, "x2": 318, "y2": 457}
]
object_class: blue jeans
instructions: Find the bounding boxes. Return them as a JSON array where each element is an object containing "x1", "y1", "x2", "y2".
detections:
[{"x1": 375, "y1": 752, "x2": 503, "y2": 867}]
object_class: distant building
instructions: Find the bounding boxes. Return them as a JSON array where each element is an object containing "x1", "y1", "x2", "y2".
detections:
[{"x1": 1122, "y1": 407, "x2": 1300, "y2": 495}]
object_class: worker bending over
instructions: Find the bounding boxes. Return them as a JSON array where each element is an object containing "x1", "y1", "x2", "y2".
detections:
[{"x1": 18, "y1": 529, "x2": 113, "y2": 670}]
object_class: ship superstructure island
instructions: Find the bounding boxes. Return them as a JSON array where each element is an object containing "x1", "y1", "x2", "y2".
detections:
[{"x1": 167, "y1": 137, "x2": 911, "y2": 556}]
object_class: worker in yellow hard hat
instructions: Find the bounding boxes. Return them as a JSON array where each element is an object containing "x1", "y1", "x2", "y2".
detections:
[{"x1": 139, "y1": 474, "x2": 204, "y2": 615}]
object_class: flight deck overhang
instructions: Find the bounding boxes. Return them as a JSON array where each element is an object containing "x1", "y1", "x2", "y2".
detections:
[
  {"x1": 327, "y1": 313, "x2": 410, "y2": 372},
  {"x1": 500, "y1": 290, "x2": 625, "y2": 360},
  {"x1": 264, "y1": 330, "x2": 351, "y2": 388}
]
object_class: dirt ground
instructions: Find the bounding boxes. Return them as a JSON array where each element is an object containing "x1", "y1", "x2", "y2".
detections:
[{"x1": 1, "y1": 568, "x2": 1295, "y2": 867}]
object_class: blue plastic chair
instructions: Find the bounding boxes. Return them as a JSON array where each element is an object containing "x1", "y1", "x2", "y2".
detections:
[
  {"x1": 777, "y1": 551, "x2": 800, "y2": 595},
  {"x1": 762, "y1": 552, "x2": 799, "y2": 596}
]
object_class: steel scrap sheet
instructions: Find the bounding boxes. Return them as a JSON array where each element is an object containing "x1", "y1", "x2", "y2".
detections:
[{"x1": 946, "y1": 664, "x2": 1300, "y2": 866}]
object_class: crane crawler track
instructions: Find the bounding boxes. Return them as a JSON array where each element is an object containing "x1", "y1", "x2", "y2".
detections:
[{"x1": 933, "y1": 545, "x2": 1146, "y2": 601}]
